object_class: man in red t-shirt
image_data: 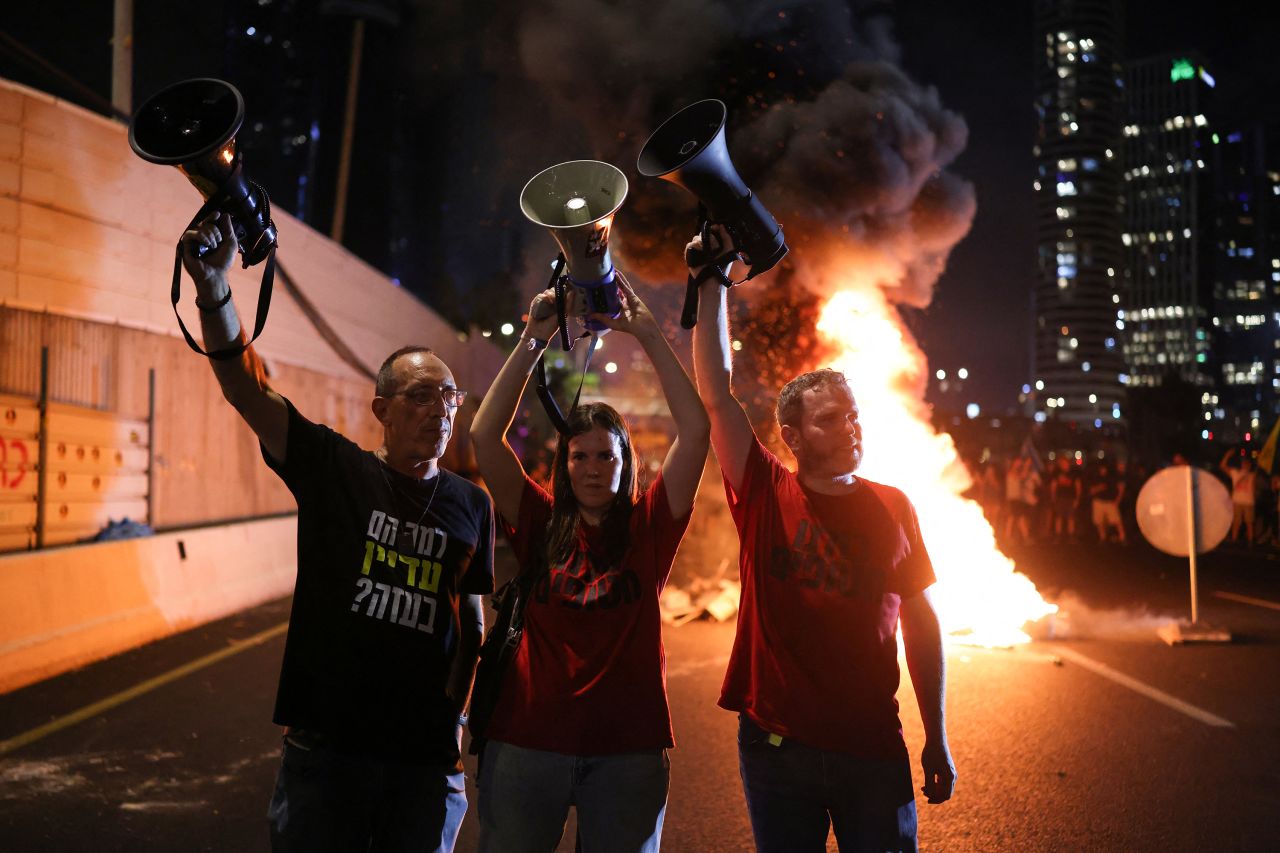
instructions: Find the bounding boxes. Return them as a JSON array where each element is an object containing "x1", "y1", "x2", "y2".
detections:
[{"x1": 689, "y1": 230, "x2": 955, "y2": 852}]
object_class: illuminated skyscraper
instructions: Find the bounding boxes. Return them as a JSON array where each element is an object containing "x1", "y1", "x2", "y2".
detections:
[
  {"x1": 1119, "y1": 53, "x2": 1280, "y2": 447},
  {"x1": 1118, "y1": 54, "x2": 1217, "y2": 393},
  {"x1": 1206, "y1": 124, "x2": 1280, "y2": 442},
  {"x1": 1031, "y1": 0, "x2": 1127, "y2": 430}
]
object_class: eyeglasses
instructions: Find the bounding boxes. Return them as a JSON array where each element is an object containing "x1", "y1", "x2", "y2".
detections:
[{"x1": 393, "y1": 386, "x2": 467, "y2": 408}]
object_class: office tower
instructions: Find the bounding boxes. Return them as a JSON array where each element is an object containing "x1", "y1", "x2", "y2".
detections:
[
  {"x1": 1207, "y1": 124, "x2": 1280, "y2": 442},
  {"x1": 1031, "y1": 0, "x2": 1127, "y2": 430},
  {"x1": 1119, "y1": 54, "x2": 1217, "y2": 403}
]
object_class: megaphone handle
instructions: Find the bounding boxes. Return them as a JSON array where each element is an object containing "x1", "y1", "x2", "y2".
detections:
[
  {"x1": 170, "y1": 196, "x2": 277, "y2": 361},
  {"x1": 679, "y1": 211, "x2": 715, "y2": 330},
  {"x1": 701, "y1": 216, "x2": 748, "y2": 286}
]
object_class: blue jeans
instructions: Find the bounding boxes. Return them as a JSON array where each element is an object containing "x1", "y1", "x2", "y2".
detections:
[
  {"x1": 738, "y1": 715, "x2": 917, "y2": 853},
  {"x1": 476, "y1": 739, "x2": 669, "y2": 853},
  {"x1": 268, "y1": 732, "x2": 467, "y2": 853}
]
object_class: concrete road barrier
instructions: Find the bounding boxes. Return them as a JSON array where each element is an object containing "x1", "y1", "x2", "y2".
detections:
[{"x1": 0, "y1": 516, "x2": 296, "y2": 692}]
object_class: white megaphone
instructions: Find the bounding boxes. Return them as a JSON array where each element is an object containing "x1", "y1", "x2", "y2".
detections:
[{"x1": 520, "y1": 160, "x2": 628, "y2": 335}]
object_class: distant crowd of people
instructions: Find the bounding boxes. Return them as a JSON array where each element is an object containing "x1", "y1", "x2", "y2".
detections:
[{"x1": 970, "y1": 450, "x2": 1280, "y2": 548}]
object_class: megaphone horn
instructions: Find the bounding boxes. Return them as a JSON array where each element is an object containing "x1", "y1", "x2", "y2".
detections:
[
  {"x1": 129, "y1": 78, "x2": 277, "y2": 266},
  {"x1": 520, "y1": 160, "x2": 628, "y2": 335},
  {"x1": 638, "y1": 99, "x2": 787, "y2": 328}
]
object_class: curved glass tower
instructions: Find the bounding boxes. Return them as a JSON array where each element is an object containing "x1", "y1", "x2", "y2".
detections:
[{"x1": 1031, "y1": 0, "x2": 1127, "y2": 431}]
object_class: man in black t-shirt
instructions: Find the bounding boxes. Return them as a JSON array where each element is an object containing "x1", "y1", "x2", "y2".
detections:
[
  {"x1": 182, "y1": 214, "x2": 493, "y2": 853},
  {"x1": 1088, "y1": 461, "x2": 1126, "y2": 544}
]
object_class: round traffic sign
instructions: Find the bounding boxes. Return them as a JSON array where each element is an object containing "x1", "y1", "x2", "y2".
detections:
[{"x1": 1136, "y1": 465, "x2": 1232, "y2": 557}]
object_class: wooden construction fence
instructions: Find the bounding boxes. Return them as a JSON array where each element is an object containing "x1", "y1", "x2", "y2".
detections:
[
  {"x1": 0, "y1": 389, "x2": 150, "y2": 550},
  {"x1": 0, "y1": 306, "x2": 385, "y2": 547}
]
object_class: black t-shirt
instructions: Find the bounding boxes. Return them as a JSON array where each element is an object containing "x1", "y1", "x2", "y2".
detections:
[
  {"x1": 263, "y1": 399, "x2": 495, "y2": 767},
  {"x1": 1091, "y1": 471, "x2": 1120, "y2": 501}
]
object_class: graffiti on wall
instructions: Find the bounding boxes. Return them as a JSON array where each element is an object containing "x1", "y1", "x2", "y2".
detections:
[{"x1": 0, "y1": 439, "x2": 31, "y2": 489}]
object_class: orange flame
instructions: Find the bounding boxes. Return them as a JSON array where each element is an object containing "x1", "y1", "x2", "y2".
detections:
[{"x1": 816, "y1": 289, "x2": 1057, "y2": 646}]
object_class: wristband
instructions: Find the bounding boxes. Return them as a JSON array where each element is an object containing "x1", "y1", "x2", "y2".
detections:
[
  {"x1": 195, "y1": 287, "x2": 233, "y2": 312},
  {"x1": 523, "y1": 334, "x2": 549, "y2": 352}
]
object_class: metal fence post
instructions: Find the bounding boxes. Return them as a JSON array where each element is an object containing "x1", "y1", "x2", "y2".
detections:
[
  {"x1": 35, "y1": 347, "x2": 49, "y2": 548},
  {"x1": 147, "y1": 367, "x2": 155, "y2": 528}
]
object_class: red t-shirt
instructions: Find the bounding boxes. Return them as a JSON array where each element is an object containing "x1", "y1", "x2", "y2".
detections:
[
  {"x1": 720, "y1": 438, "x2": 936, "y2": 760},
  {"x1": 488, "y1": 473, "x2": 690, "y2": 754}
]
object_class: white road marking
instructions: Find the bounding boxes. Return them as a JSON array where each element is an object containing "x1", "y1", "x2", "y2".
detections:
[
  {"x1": 1050, "y1": 646, "x2": 1234, "y2": 728},
  {"x1": 1212, "y1": 591, "x2": 1280, "y2": 612}
]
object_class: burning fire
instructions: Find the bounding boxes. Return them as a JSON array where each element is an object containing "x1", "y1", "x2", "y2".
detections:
[{"x1": 816, "y1": 289, "x2": 1057, "y2": 646}]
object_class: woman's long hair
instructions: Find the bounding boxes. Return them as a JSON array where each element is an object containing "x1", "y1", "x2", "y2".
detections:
[{"x1": 545, "y1": 402, "x2": 638, "y2": 569}]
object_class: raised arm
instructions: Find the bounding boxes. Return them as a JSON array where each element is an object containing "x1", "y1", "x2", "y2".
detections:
[
  {"x1": 591, "y1": 276, "x2": 709, "y2": 517},
  {"x1": 689, "y1": 228, "x2": 756, "y2": 493},
  {"x1": 900, "y1": 587, "x2": 956, "y2": 805},
  {"x1": 470, "y1": 289, "x2": 562, "y2": 525},
  {"x1": 181, "y1": 214, "x2": 288, "y2": 463}
]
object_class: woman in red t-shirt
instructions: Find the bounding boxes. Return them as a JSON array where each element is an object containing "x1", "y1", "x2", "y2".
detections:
[{"x1": 470, "y1": 277, "x2": 709, "y2": 852}]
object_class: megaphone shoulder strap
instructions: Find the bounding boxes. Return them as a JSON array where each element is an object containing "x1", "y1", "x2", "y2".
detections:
[
  {"x1": 170, "y1": 196, "x2": 277, "y2": 361},
  {"x1": 549, "y1": 254, "x2": 573, "y2": 352},
  {"x1": 680, "y1": 208, "x2": 745, "y2": 329},
  {"x1": 534, "y1": 331, "x2": 599, "y2": 438}
]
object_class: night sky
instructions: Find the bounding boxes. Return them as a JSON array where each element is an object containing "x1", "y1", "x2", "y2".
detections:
[{"x1": 2, "y1": 1, "x2": 1273, "y2": 412}]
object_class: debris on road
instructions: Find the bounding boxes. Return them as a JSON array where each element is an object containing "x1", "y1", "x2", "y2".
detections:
[{"x1": 661, "y1": 559, "x2": 740, "y2": 626}]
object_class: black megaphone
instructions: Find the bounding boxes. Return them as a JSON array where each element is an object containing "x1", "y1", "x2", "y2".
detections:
[
  {"x1": 129, "y1": 78, "x2": 277, "y2": 265},
  {"x1": 638, "y1": 99, "x2": 787, "y2": 328}
]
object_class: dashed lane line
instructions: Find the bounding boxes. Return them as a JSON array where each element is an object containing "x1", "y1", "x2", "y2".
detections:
[{"x1": 1212, "y1": 591, "x2": 1280, "y2": 612}]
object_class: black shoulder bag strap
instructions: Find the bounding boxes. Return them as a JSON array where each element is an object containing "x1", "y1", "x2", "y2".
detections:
[{"x1": 467, "y1": 551, "x2": 550, "y2": 755}]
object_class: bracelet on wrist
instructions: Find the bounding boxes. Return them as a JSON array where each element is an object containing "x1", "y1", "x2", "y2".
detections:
[
  {"x1": 522, "y1": 334, "x2": 549, "y2": 352},
  {"x1": 195, "y1": 287, "x2": 233, "y2": 313}
]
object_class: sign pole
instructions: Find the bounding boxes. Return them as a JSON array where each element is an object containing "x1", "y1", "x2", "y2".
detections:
[
  {"x1": 1139, "y1": 464, "x2": 1230, "y2": 645},
  {"x1": 1185, "y1": 466, "x2": 1198, "y2": 625}
]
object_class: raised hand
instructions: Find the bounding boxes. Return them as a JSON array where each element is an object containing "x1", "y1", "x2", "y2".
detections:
[
  {"x1": 181, "y1": 212, "x2": 237, "y2": 284},
  {"x1": 588, "y1": 273, "x2": 660, "y2": 340},
  {"x1": 524, "y1": 286, "x2": 573, "y2": 345},
  {"x1": 685, "y1": 223, "x2": 736, "y2": 281}
]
